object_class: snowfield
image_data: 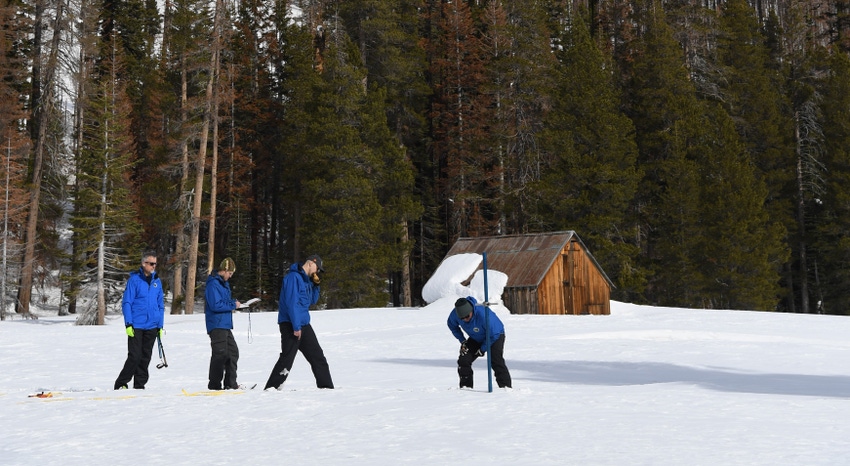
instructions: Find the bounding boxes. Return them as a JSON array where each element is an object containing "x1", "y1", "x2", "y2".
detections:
[{"x1": 2, "y1": 300, "x2": 850, "y2": 465}]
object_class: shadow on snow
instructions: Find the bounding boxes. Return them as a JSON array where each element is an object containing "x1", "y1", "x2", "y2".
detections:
[{"x1": 375, "y1": 358, "x2": 850, "y2": 399}]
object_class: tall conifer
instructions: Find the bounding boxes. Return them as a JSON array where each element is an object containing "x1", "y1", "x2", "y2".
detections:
[
  {"x1": 297, "y1": 30, "x2": 390, "y2": 308},
  {"x1": 337, "y1": 0, "x2": 426, "y2": 306},
  {"x1": 624, "y1": 0, "x2": 785, "y2": 309},
  {"x1": 537, "y1": 10, "x2": 644, "y2": 300},
  {"x1": 71, "y1": 37, "x2": 142, "y2": 324},
  {"x1": 0, "y1": 0, "x2": 31, "y2": 319},
  {"x1": 715, "y1": 0, "x2": 798, "y2": 309},
  {"x1": 427, "y1": 0, "x2": 489, "y2": 241},
  {"x1": 810, "y1": 50, "x2": 850, "y2": 313},
  {"x1": 480, "y1": 0, "x2": 557, "y2": 235}
]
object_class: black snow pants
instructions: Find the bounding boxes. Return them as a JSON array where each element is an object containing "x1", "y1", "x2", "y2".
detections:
[
  {"x1": 114, "y1": 328, "x2": 158, "y2": 389},
  {"x1": 208, "y1": 328, "x2": 240, "y2": 390},
  {"x1": 457, "y1": 333, "x2": 512, "y2": 389},
  {"x1": 264, "y1": 322, "x2": 334, "y2": 390}
]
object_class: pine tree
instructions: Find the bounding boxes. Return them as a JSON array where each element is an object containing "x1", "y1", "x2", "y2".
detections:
[
  {"x1": 479, "y1": 0, "x2": 557, "y2": 236},
  {"x1": 360, "y1": 84, "x2": 423, "y2": 306},
  {"x1": 297, "y1": 30, "x2": 390, "y2": 308},
  {"x1": 337, "y1": 0, "x2": 426, "y2": 306},
  {"x1": 160, "y1": 0, "x2": 216, "y2": 313},
  {"x1": 624, "y1": 0, "x2": 786, "y2": 309},
  {"x1": 0, "y1": 0, "x2": 31, "y2": 319},
  {"x1": 537, "y1": 10, "x2": 645, "y2": 301},
  {"x1": 621, "y1": 1, "x2": 705, "y2": 307},
  {"x1": 427, "y1": 0, "x2": 491, "y2": 241},
  {"x1": 715, "y1": 0, "x2": 797, "y2": 309},
  {"x1": 272, "y1": 13, "x2": 323, "y2": 295},
  {"x1": 101, "y1": 0, "x2": 171, "y2": 307},
  {"x1": 71, "y1": 35, "x2": 143, "y2": 325},
  {"x1": 17, "y1": 0, "x2": 70, "y2": 316},
  {"x1": 207, "y1": 0, "x2": 249, "y2": 291},
  {"x1": 810, "y1": 50, "x2": 850, "y2": 314},
  {"x1": 690, "y1": 103, "x2": 787, "y2": 310}
]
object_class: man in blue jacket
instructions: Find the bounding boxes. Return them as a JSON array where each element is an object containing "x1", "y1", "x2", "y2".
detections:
[
  {"x1": 114, "y1": 251, "x2": 165, "y2": 390},
  {"x1": 205, "y1": 257, "x2": 242, "y2": 390},
  {"x1": 447, "y1": 296, "x2": 512, "y2": 389},
  {"x1": 264, "y1": 254, "x2": 334, "y2": 390}
]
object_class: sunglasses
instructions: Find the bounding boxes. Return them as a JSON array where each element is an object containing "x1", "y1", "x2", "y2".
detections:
[{"x1": 145, "y1": 262, "x2": 157, "y2": 266}]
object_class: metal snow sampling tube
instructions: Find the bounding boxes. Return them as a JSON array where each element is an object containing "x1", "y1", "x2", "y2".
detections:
[{"x1": 483, "y1": 252, "x2": 493, "y2": 393}]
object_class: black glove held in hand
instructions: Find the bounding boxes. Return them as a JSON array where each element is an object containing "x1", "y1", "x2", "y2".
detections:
[
  {"x1": 476, "y1": 348, "x2": 485, "y2": 357},
  {"x1": 459, "y1": 342, "x2": 469, "y2": 356}
]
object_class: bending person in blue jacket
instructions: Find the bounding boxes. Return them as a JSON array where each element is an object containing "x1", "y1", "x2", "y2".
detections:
[
  {"x1": 448, "y1": 296, "x2": 512, "y2": 389},
  {"x1": 205, "y1": 257, "x2": 242, "y2": 390},
  {"x1": 264, "y1": 254, "x2": 334, "y2": 390},
  {"x1": 114, "y1": 251, "x2": 165, "y2": 390}
]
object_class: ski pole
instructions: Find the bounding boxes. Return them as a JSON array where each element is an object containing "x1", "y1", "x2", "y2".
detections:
[{"x1": 156, "y1": 334, "x2": 168, "y2": 369}]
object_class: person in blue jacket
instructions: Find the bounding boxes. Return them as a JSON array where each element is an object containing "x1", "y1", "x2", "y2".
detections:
[
  {"x1": 205, "y1": 257, "x2": 243, "y2": 390},
  {"x1": 114, "y1": 251, "x2": 165, "y2": 390},
  {"x1": 448, "y1": 296, "x2": 512, "y2": 389},
  {"x1": 264, "y1": 254, "x2": 334, "y2": 390}
]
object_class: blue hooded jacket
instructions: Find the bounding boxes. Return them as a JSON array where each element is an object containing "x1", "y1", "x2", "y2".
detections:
[
  {"x1": 447, "y1": 296, "x2": 505, "y2": 352},
  {"x1": 277, "y1": 262, "x2": 320, "y2": 331},
  {"x1": 205, "y1": 271, "x2": 236, "y2": 333},
  {"x1": 121, "y1": 268, "x2": 165, "y2": 330}
]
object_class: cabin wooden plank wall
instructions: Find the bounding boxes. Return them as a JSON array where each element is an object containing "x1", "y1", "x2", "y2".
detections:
[
  {"x1": 538, "y1": 247, "x2": 564, "y2": 315},
  {"x1": 504, "y1": 287, "x2": 537, "y2": 316},
  {"x1": 536, "y1": 239, "x2": 610, "y2": 315},
  {"x1": 566, "y1": 239, "x2": 610, "y2": 315}
]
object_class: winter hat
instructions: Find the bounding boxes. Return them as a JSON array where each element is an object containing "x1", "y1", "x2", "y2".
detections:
[
  {"x1": 306, "y1": 254, "x2": 325, "y2": 272},
  {"x1": 220, "y1": 257, "x2": 236, "y2": 273},
  {"x1": 455, "y1": 298, "x2": 473, "y2": 319}
]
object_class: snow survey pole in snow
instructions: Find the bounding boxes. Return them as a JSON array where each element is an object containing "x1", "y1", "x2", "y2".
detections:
[{"x1": 482, "y1": 252, "x2": 493, "y2": 393}]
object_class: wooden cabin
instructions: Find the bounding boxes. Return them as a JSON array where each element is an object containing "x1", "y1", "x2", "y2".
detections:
[{"x1": 445, "y1": 231, "x2": 613, "y2": 315}]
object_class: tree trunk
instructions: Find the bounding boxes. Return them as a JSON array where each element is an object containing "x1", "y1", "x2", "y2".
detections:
[
  {"x1": 185, "y1": 0, "x2": 223, "y2": 314},
  {"x1": 96, "y1": 166, "x2": 107, "y2": 325},
  {"x1": 18, "y1": 0, "x2": 64, "y2": 316},
  {"x1": 401, "y1": 221, "x2": 412, "y2": 307},
  {"x1": 794, "y1": 112, "x2": 810, "y2": 313},
  {"x1": 207, "y1": 36, "x2": 222, "y2": 277},
  {"x1": 171, "y1": 60, "x2": 189, "y2": 315}
]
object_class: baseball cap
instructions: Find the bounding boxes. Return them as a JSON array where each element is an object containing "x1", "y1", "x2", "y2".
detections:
[{"x1": 306, "y1": 254, "x2": 324, "y2": 272}]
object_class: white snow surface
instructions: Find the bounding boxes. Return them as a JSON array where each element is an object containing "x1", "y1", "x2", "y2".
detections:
[
  {"x1": 3, "y1": 258, "x2": 850, "y2": 464},
  {"x1": 3, "y1": 301, "x2": 850, "y2": 465}
]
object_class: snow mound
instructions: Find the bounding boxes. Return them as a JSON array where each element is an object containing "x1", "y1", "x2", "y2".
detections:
[
  {"x1": 421, "y1": 253, "x2": 481, "y2": 303},
  {"x1": 421, "y1": 253, "x2": 509, "y2": 312}
]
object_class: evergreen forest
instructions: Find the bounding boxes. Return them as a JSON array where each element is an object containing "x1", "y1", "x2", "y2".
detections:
[{"x1": 2, "y1": 0, "x2": 850, "y2": 323}]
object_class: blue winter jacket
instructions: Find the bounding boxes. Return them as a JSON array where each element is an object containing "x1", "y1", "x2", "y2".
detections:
[
  {"x1": 205, "y1": 271, "x2": 236, "y2": 333},
  {"x1": 121, "y1": 268, "x2": 165, "y2": 331},
  {"x1": 447, "y1": 296, "x2": 505, "y2": 353},
  {"x1": 277, "y1": 262, "x2": 320, "y2": 331}
]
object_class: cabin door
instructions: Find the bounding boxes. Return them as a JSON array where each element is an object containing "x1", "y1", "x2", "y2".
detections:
[{"x1": 562, "y1": 240, "x2": 588, "y2": 315}]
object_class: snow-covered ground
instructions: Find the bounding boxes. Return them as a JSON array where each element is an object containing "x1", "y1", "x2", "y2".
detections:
[
  {"x1": 3, "y1": 301, "x2": 850, "y2": 465},
  {"x1": 3, "y1": 253, "x2": 850, "y2": 465}
]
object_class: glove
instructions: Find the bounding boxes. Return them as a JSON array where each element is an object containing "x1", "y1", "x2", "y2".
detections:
[
  {"x1": 158, "y1": 328, "x2": 164, "y2": 337},
  {"x1": 459, "y1": 342, "x2": 469, "y2": 356},
  {"x1": 476, "y1": 349, "x2": 485, "y2": 357},
  {"x1": 125, "y1": 326, "x2": 134, "y2": 338},
  {"x1": 311, "y1": 272, "x2": 321, "y2": 285}
]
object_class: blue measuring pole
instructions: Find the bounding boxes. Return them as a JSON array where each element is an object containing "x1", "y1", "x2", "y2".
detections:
[{"x1": 483, "y1": 252, "x2": 493, "y2": 393}]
